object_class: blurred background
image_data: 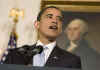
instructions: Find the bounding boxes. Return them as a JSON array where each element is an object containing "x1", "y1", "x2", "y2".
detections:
[{"x1": 0, "y1": 0, "x2": 100, "y2": 70}]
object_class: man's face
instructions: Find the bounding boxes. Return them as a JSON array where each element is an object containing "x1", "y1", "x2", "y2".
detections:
[
  {"x1": 65, "y1": 23, "x2": 81, "y2": 41},
  {"x1": 37, "y1": 8, "x2": 63, "y2": 39}
]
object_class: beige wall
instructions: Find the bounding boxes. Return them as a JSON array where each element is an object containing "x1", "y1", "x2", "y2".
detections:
[{"x1": 0, "y1": 0, "x2": 41, "y2": 57}]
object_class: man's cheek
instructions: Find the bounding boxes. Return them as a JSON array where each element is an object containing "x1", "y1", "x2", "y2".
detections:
[{"x1": 76, "y1": 33, "x2": 81, "y2": 40}]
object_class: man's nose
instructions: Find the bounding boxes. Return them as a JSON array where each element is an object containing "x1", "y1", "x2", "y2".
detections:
[
  {"x1": 52, "y1": 17, "x2": 57, "y2": 24},
  {"x1": 69, "y1": 30, "x2": 74, "y2": 35}
]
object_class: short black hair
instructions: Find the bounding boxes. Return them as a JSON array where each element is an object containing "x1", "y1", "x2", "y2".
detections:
[{"x1": 37, "y1": 6, "x2": 63, "y2": 21}]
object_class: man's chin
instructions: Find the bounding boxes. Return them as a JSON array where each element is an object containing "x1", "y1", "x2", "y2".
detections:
[{"x1": 47, "y1": 35, "x2": 57, "y2": 41}]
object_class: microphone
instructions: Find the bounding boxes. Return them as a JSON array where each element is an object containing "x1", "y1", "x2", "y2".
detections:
[
  {"x1": 28, "y1": 45, "x2": 43, "y2": 56},
  {"x1": 17, "y1": 45, "x2": 43, "y2": 57}
]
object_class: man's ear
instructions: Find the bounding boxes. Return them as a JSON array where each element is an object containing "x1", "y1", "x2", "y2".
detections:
[{"x1": 34, "y1": 20, "x2": 40, "y2": 29}]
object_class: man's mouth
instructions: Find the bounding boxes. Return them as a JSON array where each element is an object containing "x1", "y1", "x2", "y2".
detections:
[{"x1": 49, "y1": 26, "x2": 58, "y2": 30}]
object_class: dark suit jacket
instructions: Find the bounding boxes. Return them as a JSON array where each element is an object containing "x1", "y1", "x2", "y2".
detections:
[{"x1": 4, "y1": 44, "x2": 81, "y2": 68}]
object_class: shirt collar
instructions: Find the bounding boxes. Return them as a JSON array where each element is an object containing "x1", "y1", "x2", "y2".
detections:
[{"x1": 36, "y1": 40, "x2": 56, "y2": 50}]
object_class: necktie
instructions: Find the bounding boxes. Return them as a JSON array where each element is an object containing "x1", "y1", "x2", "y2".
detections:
[{"x1": 33, "y1": 46, "x2": 48, "y2": 67}]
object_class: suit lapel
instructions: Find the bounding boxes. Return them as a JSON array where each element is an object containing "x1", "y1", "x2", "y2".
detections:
[
  {"x1": 28, "y1": 45, "x2": 61, "y2": 66},
  {"x1": 46, "y1": 45, "x2": 60, "y2": 66}
]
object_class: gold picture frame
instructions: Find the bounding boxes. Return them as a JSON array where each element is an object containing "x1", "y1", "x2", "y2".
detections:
[{"x1": 41, "y1": 0, "x2": 100, "y2": 12}]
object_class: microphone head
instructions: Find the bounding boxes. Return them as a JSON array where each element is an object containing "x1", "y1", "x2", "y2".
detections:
[
  {"x1": 31, "y1": 45, "x2": 43, "y2": 55},
  {"x1": 16, "y1": 45, "x2": 43, "y2": 57},
  {"x1": 16, "y1": 45, "x2": 31, "y2": 55}
]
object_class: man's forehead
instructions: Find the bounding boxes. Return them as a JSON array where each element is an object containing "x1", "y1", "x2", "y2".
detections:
[
  {"x1": 68, "y1": 23, "x2": 81, "y2": 28},
  {"x1": 43, "y1": 8, "x2": 62, "y2": 16}
]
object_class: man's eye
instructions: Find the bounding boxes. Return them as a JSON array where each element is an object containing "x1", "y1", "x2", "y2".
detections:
[
  {"x1": 48, "y1": 16, "x2": 52, "y2": 18},
  {"x1": 46, "y1": 14, "x2": 52, "y2": 19},
  {"x1": 57, "y1": 16, "x2": 63, "y2": 21}
]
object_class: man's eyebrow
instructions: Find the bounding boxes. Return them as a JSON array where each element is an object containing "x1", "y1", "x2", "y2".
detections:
[
  {"x1": 46, "y1": 14, "x2": 53, "y2": 16},
  {"x1": 57, "y1": 15, "x2": 63, "y2": 18},
  {"x1": 46, "y1": 14, "x2": 62, "y2": 17},
  {"x1": 46, "y1": 14, "x2": 63, "y2": 20}
]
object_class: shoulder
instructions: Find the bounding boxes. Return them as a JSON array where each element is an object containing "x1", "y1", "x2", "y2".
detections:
[
  {"x1": 54, "y1": 46, "x2": 81, "y2": 68},
  {"x1": 56, "y1": 46, "x2": 80, "y2": 59}
]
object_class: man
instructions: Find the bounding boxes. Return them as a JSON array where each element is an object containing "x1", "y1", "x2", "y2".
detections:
[
  {"x1": 64, "y1": 18, "x2": 100, "y2": 70},
  {"x1": 64, "y1": 18, "x2": 88, "y2": 52},
  {"x1": 4, "y1": 6, "x2": 81, "y2": 68}
]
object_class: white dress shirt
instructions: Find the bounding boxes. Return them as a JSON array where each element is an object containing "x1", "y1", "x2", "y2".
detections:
[
  {"x1": 67, "y1": 41, "x2": 78, "y2": 53},
  {"x1": 33, "y1": 40, "x2": 56, "y2": 66}
]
